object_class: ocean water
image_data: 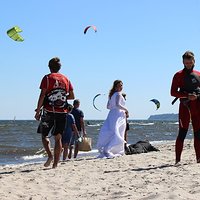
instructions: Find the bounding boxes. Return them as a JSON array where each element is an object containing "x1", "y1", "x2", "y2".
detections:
[{"x1": 0, "y1": 120, "x2": 194, "y2": 166}]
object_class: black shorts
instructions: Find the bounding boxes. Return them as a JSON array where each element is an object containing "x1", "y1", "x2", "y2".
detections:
[{"x1": 37, "y1": 111, "x2": 66, "y2": 137}]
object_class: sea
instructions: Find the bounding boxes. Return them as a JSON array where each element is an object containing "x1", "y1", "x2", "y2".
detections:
[{"x1": 0, "y1": 120, "x2": 194, "y2": 167}]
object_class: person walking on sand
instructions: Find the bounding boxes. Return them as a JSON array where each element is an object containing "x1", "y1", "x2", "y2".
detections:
[
  {"x1": 35, "y1": 57, "x2": 75, "y2": 168},
  {"x1": 62, "y1": 104, "x2": 79, "y2": 160},
  {"x1": 171, "y1": 51, "x2": 200, "y2": 164},
  {"x1": 71, "y1": 99, "x2": 87, "y2": 158},
  {"x1": 97, "y1": 80, "x2": 129, "y2": 158}
]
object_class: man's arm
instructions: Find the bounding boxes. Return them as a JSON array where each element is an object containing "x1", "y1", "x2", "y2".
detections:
[
  {"x1": 72, "y1": 124, "x2": 79, "y2": 135},
  {"x1": 35, "y1": 89, "x2": 47, "y2": 120},
  {"x1": 80, "y1": 117, "x2": 86, "y2": 136},
  {"x1": 67, "y1": 90, "x2": 75, "y2": 100},
  {"x1": 171, "y1": 74, "x2": 188, "y2": 98}
]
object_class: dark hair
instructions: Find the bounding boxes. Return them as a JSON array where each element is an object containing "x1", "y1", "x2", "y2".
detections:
[
  {"x1": 48, "y1": 57, "x2": 61, "y2": 73},
  {"x1": 67, "y1": 104, "x2": 73, "y2": 112},
  {"x1": 109, "y1": 80, "x2": 123, "y2": 99},
  {"x1": 73, "y1": 99, "x2": 80, "y2": 106},
  {"x1": 182, "y1": 51, "x2": 195, "y2": 60}
]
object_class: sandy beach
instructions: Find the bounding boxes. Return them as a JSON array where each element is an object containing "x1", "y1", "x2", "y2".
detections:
[{"x1": 1, "y1": 139, "x2": 200, "y2": 200}]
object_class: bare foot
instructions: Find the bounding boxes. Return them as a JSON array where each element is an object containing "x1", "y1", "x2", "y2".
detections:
[
  {"x1": 174, "y1": 160, "x2": 180, "y2": 166},
  {"x1": 52, "y1": 163, "x2": 57, "y2": 169},
  {"x1": 44, "y1": 157, "x2": 53, "y2": 167}
]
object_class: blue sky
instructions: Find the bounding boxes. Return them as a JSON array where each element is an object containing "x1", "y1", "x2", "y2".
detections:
[{"x1": 1, "y1": 0, "x2": 200, "y2": 120}]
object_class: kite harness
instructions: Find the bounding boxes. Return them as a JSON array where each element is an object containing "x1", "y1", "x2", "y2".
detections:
[
  {"x1": 171, "y1": 70, "x2": 200, "y2": 105},
  {"x1": 45, "y1": 88, "x2": 68, "y2": 109}
]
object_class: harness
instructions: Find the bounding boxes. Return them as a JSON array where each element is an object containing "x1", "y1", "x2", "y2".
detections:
[
  {"x1": 172, "y1": 71, "x2": 200, "y2": 105},
  {"x1": 182, "y1": 72, "x2": 200, "y2": 94},
  {"x1": 44, "y1": 75, "x2": 69, "y2": 109},
  {"x1": 46, "y1": 88, "x2": 68, "y2": 108}
]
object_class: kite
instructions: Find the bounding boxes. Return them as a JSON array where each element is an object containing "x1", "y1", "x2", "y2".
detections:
[
  {"x1": 7, "y1": 26, "x2": 24, "y2": 42},
  {"x1": 93, "y1": 93, "x2": 102, "y2": 111},
  {"x1": 150, "y1": 99, "x2": 160, "y2": 110},
  {"x1": 84, "y1": 25, "x2": 97, "y2": 34}
]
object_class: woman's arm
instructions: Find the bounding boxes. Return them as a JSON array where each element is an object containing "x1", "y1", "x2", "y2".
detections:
[{"x1": 116, "y1": 94, "x2": 128, "y2": 112}]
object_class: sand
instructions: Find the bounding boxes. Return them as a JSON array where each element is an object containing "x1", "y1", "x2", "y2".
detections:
[{"x1": 1, "y1": 139, "x2": 200, "y2": 200}]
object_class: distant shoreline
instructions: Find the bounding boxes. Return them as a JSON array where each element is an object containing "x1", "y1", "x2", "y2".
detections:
[{"x1": 148, "y1": 113, "x2": 178, "y2": 121}]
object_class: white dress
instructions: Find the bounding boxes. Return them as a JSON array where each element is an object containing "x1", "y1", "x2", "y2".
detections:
[{"x1": 97, "y1": 92, "x2": 127, "y2": 158}]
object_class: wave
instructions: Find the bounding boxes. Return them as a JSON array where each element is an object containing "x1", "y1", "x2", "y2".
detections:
[
  {"x1": 87, "y1": 124, "x2": 101, "y2": 127},
  {"x1": 169, "y1": 122, "x2": 179, "y2": 125},
  {"x1": 21, "y1": 149, "x2": 99, "y2": 163},
  {"x1": 129, "y1": 122, "x2": 154, "y2": 126},
  {"x1": 22, "y1": 154, "x2": 45, "y2": 161}
]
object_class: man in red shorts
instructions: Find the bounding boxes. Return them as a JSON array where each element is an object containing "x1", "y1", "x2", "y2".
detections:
[
  {"x1": 171, "y1": 51, "x2": 200, "y2": 164},
  {"x1": 35, "y1": 57, "x2": 75, "y2": 168}
]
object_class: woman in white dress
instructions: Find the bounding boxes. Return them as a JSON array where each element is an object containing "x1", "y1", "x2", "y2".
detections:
[{"x1": 97, "y1": 80, "x2": 129, "y2": 158}]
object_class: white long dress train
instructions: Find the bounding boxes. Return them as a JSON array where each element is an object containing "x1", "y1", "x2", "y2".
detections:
[{"x1": 96, "y1": 92, "x2": 127, "y2": 158}]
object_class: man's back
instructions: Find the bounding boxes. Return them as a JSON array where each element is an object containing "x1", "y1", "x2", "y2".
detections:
[
  {"x1": 71, "y1": 108, "x2": 84, "y2": 131},
  {"x1": 64, "y1": 113, "x2": 75, "y2": 135}
]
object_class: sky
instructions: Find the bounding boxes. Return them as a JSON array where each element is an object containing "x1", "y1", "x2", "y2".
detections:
[{"x1": 1, "y1": 0, "x2": 200, "y2": 120}]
